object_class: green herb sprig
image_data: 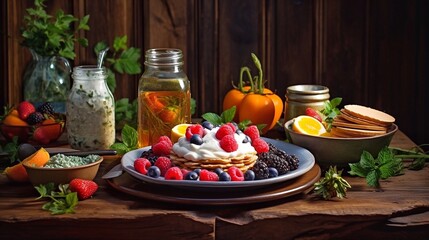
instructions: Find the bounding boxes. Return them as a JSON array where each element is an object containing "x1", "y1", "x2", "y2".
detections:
[
  {"x1": 320, "y1": 97, "x2": 342, "y2": 131},
  {"x1": 202, "y1": 106, "x2": 266, "y2": 131},
  {"x1": 0, "y1": 137, "x2": 19, "y2": 165},
  {"x1": 390, "y1": 144, "x2": 429, "y2": 170},
  {"x1": 349, "y1": 147, "x2": 404, "y2": 187},
  {"x1": 21, "y1": 0, "x2": 90, "y2": 59},
  {"x1": 314, "y1": 166, "x2": 351, "y2": 200},
  {"x1": 110, "y1": 124, "x2": 138, "y2": 155},
  {"x1": 35, "y1": 183, "x2": 78, "y2": 215}
]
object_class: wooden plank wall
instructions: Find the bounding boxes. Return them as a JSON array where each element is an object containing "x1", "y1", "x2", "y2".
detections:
[{"x1": 1, "y1": 0, "x2": 428, "y2": 145}]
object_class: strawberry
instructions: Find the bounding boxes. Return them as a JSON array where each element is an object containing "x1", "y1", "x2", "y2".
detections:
[
  {"x1": 228, "y1": 167, "x2": 244, "y2": 181},
  {"x1": 215, "y1": 124, "x2": 234, "y2": 140},
  {"x1": 305, "y1": 107, "x2": 323, "y2": 122},
  {"x1": 199, "y1": 169, "x2": 219, "y2": 181},
  {"x1": 252, "y1": 138, "x2": 269, "y2": 153},
  {"x1": 164, "y1": 167, "x2": 183, "y2": 180},
  {"x1": 219, "y1": 135, "x2": 238, "y2": 152},
  {"x1": 154, "y1": 156, "x2": 172, "y2": 176},
  {"x1": 134, "y1": 158, "x2": 152, "y2": 175},
  {"x1": 69, "y1": 179, "x2": 98, "y2": 200},
  {"x1": 185, "y1": 124, "x2": 204, "y2": 140},
  {"x1": 243, "y1": 125, "x2": 260, "y2": 141},
  {"x1": 17, "y1": 101, "x2": 36, "y2": 120},
  {"x1": 152, "y1": 141, "x2": 172, "y2": 156}
]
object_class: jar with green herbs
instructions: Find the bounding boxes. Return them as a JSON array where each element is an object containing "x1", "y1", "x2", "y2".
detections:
[{"x1": 66, "y1": 66, "x2": 115, "y2": 150}]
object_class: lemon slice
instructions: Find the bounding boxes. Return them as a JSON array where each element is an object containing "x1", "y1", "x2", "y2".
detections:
[
  {"x1": 171, "y1": 123, "x2": 192, "y2": 143},
  {"x1": 292, "y1": 115, "x2": 327, "y2": 136}
]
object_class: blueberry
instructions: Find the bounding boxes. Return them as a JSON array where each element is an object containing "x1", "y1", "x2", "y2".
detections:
[
  {"x1": 268, "y1": 167, "x2": 279, "y2": 178},
  {"x1": 193, "y1": 168, "x2": 201, "y2": 176},
  {"x1": 147, "y1": 166, "x2": 161, "y2": 178},
  {"x1": 214, "y1": 168, "x2": 224, "y2": 176},
  {"x1": 219, "y1": 172, "x2": 231, "y2": 181},
  {"x1": 242, "y1": 135, "x2": 251, "y2": 144},
  {"x1": 185, "y1": 171, "x2": 199, "y2": 180},
  {"x1": 236, "y1": 129, "x2": 243, "y2": 135},
  {"x1": 201, "y1": 121, "x2": 214, "y2": 130},
  {"x1": 244, "y1": 170, "x2": 255, "y2": 181},
  {"x1": 190, "y1": 134, "x2": 203, "y2": 145}
]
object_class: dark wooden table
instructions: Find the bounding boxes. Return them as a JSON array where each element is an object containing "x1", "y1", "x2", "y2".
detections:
[{"x1": 1, "y1": 130, "x2": 428, "y2": 240}]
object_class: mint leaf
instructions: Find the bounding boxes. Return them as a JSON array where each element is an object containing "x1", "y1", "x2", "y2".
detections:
[
  {"x1": 366, "y1": 170, "x2": 380, "y2": 187},
  {"x1": 113, "y1": 35, "x2": 128, "y2": 51},
  {"x1": 35, "y1": 183, "x2": 78, "y2": 215},
  {"x1": 202, "y1": 113, "x2": 223, "y2": 126},
  {"x1": 110, "y1": 143, "x2": 129, "y2": 155},
  {"x1": 360, "y1": 151, "x2": 375, "y2": 169},
  {"x1": 220, "y1": 106, "x2": 236, "y2": 123},
  {"x1": 122, "y1": 124, "x2": 138, "y2": 148}
]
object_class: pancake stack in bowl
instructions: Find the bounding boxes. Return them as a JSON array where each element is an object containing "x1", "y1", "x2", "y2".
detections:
[{"x1": 331, "y1": 104, "x2": 395, "y2": 138}]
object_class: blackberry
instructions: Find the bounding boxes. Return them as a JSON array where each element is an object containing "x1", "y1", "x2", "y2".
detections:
[
  {"x1": 251, "y1": 160, "x2": 269, "y2": 180},
  {"x1": 27, "y1": 112, "x2": 44, "y2": 125},
  {"x1": 140, "y1": 149, "x2": 158, "y2": 165},
  {"x1": 285, "y1": 154, "x2": 299, "y2": 171},
  {"x1": 37, "y1": 102, "x2": 55, "y2": 115},
  {"x1": 266, "y1": 155, "x2": 290, "y2": 175}
]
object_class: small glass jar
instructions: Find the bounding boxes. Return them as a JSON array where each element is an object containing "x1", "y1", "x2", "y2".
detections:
[
  {"x1": 284, "y1": 85, "x2": 330, "y2": 122},
  {"x1": 138, "y1": 48, "x2": 191, "y2": 147},
  {"x1": 66, "y1": 66, "x2": 115, "y2": 150}
]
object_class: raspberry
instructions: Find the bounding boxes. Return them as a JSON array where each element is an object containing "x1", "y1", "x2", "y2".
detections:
[
  {"x1": 154, "y1": 156, "x2": 172, "y2": 176},
  {"x1": 227, "y1": 166, "x2": 244, "y2": 181},
  {"x1": 134, "y1": 158, "x2": 152, "y2": 175},
  {"x1": 180, "y1": 168, "x2": 190, "y2": 176},
  {"x1": 226, "y1": 122, "x2": 237, "y2": 132},
  {"x1": 185, "y1": 124, "x2": 204, "y2": 140},
  {"x1": 199, "y1": 169, "x2": 219, "y2": 181},
  {"x1": 244, "y1": 125, "x2": 260, "y2": 141},
  {"x1": 157, "y1": 135, "x2": 173, "y2": 147},
  {"x1": 219, "y1": 135, "x2": 238, "y2": 152},
  {"x1": 152, "y1": 141, "x2": 172, "y2": 156},
  {"x1": 164, "y1": 167, "x2": 183, "y2": 180},
  {"x1": 252, "y1": 138, "x2": 269, "y2": 153},
  {"x1": 215, "y1": 125, "x2": 234, "y2": 140}
]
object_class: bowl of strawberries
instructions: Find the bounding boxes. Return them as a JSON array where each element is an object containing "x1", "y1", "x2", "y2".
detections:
[{"x1": 0, "y1": 101, "x2": 65, "y2": 144}]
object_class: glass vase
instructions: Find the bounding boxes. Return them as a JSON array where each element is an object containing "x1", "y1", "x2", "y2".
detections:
[{"x1": 22, "y1": 49, "x2": 71, "y2": 113}]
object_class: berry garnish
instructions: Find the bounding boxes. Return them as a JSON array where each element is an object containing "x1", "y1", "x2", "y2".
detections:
[
  {"x1": 268, "y1": 167, "x2": 279, "y2": 178},
  {"x1": 215, "y1": 124, "x2": 234, "y2": 140},
  {"x1": 227, "y1": 166, "x2": 244, "y2": 181},
  {"x1": 244, "y1": 125, "x2": 260, "y2": 141},
  {"x1": 199, "y1": 169, "x2": 219, "y2": 181},
  {"x1": 193, "y1": 168, "x2": 201, "y2": 176},
  {"x1": 219, "y1": 172, "x2": 231, "y2": 181},
  {"x1": 252, "y1": 138, "x2": 269, "y2": 153},
  {"x1": 214, "y1": 168, "x2": 224, "y2": 176},
  {"x1": 154, "y1": 156, "x2": 172, "y2": 176},
  {"x1": 134, "y1": 158, "x2": 152, "y2": 175},
  {"x1": 157, "y1": 135, "x2": 173, "y2": 147},
  {"x1": 181, "y1": 168, "x2": 190, "y2": 176},
  {"x1": 147, "y1": 166, "x2": 161, "y2": 178},
  {"x1": 244, "y1": 170, "x2": 256, "y2": 181},
  {"x1": 242, "y1": 135, "x2": 251, "y2": 144},
  {"x1": 305, "y1": 107, "x2": 323, "y2": 122},
  {"x1": 201, "y1": 121, "x2": 214, "y2": 130},
  {"x1": 164, "y1": 167, "x2": 183, "y2": 180},
  {"x1": 219, "y1": 135, "x2": 238, "y2": 152},
  {"x1": 226, "y1": 122, "x2": 237, "y2": 132},
  {"x1": 185, "y1": 124, "x2": 204, "y2": 140},
  {"x1": 190, "y1": 134, "x2": 203, "y2": 145},
  {"x1": 184, "y1": 171, "x2": 199, "y2": 180},
  {"x1": 152, "y1": 141, "x2": 172, "y2": 156}
]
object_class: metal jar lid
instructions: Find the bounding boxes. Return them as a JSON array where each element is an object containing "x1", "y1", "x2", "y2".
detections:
[{"x1": 286, "y1": 85, "x2": 330, "y2": 103}]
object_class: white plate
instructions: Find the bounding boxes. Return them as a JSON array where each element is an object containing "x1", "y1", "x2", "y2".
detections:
[{"x1": 121, "y1": 137, "x2": 315, "y2": 190}]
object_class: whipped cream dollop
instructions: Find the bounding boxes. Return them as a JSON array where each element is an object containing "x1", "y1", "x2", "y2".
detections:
[{"x1": 172, "y1": 127, "x2": 256, "y2": 161}]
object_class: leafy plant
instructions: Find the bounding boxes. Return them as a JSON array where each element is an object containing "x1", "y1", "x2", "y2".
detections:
[
  {"x1": 115, "y1": 98, "x2": 138, "y2": 130},
  {"x1": 110, "y1": 124, "x2": 139, "y2": 155},
  {"x1": 94, "y1": 35, "x2": 142, "y2": 94},
  {"x1": 35, "y1": 183, "x2": 78, "y2": 215},
  {"x1": 349, "y1": 147, "x2": 404, "y2": 187},
  {"x1": 320, "y1": 97, "x2": 342, "y2": 131},
  {"x1": 21, "y1": 0, "x2": 90, "y2": 59},
  {"x1": 314, "y1": 166, "x2": 351, "y2": 200}
]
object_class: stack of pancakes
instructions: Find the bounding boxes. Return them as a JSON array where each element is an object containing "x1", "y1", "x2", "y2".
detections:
[
  {"x1": 331, "y1": 104, "x2": 395, "y2": 138},
  {"x1": 170, "y1": 153, "x2": 258, "y2": 172}
]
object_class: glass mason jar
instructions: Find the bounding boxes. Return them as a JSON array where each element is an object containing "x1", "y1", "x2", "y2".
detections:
[
  {"x1": 138, "y1": 48, "x2": 191, "y2": 147},
  {"x1": 284, "y1": 85, "x2": 330, "y2": 123},
  {"x1": 23, "y1": 49, "x2": 71, "y2": 113},
  {"x1": 66, "y1": 66, "x2": 115, "y2": 150}
]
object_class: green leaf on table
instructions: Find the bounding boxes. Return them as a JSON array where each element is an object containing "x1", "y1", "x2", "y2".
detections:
[{"x1": 35, "y1": 183, "x2": 78, "y2": 215}]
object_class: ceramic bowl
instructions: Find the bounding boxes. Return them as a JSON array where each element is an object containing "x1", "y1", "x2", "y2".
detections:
[
  {"x1": 284, "y1": 119, "x2": 398, "y2": 168},
  {"x1": 0, "y1": 117, "x2": 65, "y2": 144},
  {"x1": 23, "y1": 157, "x2": 103, "y2": 185}
]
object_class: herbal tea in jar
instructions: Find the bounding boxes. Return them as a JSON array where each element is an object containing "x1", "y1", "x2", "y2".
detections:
[{"x1": 138, "y1": 48, "x2": 191, "y2": 147}]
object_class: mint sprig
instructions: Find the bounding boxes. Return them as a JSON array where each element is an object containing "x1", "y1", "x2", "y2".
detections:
[
  {"x1": 110, "y1": 124, "x2": 138, "y2": 155},
  {"x1": 321, "y1": 97, "x2": 342, "y2": 131},
  {"x1": 35, "y1": 183, "x2": 78, "y2": 215},
  {"x1": 202, "y1": 106, "x2": 266, "y2": 131},
  {"x1": 349, "y1": 147, "x2": 403, "y2": 187}
]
